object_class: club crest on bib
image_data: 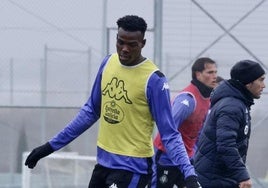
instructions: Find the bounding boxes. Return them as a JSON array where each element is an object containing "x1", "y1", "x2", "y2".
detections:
[{"x1": 103, "y1": 100, "x2": 124, "y2": 124}]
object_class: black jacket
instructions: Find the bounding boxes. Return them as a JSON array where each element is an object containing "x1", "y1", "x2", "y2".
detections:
[{"x1": 194, "y1": 80, "x2": 254, "y2": 188}]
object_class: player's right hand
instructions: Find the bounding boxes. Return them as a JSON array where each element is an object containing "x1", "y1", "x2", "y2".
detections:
[
  {"x1": 239, "y1": 179, "x2": 252, "y2": 188},
  {"x1": 25, "y1": 142, "x2": 54, "y2": 169},
  {"x1": 185, "y1": 175, "x2": 202, "y2": 188}
]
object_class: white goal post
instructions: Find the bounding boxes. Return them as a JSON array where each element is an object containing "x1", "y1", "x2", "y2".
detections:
[{"x1": 22, "y1": 152, "x2": 96, "y2": 188}]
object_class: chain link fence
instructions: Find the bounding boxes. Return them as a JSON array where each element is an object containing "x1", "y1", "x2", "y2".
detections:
[{"x1": 1, "y1": 0, "x2": 268, "y2": 187}]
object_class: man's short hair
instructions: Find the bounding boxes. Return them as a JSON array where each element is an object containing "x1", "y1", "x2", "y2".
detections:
[
  {"x1": 117, "y1": 15, "x2": 147, "y2": 36},
  {"x1": 192, "y1": 57, "x2": 216, "y2": 79}
]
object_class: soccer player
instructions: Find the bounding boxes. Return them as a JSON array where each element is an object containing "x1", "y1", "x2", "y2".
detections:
[
  {"x1": 25, "y1": 15, "x2": 201, "y2": 188},
  {"x1": 152, "y1": 57, "x2": 217, "y2": 187}
]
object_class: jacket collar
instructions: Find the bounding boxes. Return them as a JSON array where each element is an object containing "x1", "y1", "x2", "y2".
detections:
[{"x1": 191, "y1": 79, "x2": 213, "y2": 98}]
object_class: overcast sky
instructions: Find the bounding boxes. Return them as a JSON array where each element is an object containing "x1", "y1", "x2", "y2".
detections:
[
  {"x1": 1, "y1": 0, "x2": 268, "y2": 106},
  {"x1": 0, "y1": 0, "x2": 154, "y2": 59}
]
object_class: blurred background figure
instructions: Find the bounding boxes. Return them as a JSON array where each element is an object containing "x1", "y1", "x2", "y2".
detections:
[{"x1": 152, "y1": 57, "x2": 217, "y2": 188}]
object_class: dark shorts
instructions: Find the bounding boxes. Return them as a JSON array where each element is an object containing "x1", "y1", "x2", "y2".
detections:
[
  {"x1": 88, "y1": 164, "x2": 151, "y2": 188},
  {"x1": 151, "y1": 149, "x2": 185, "y2": 188},
  {"x1": 155, "y1": 164, "x2": 185, "y2": 188}
]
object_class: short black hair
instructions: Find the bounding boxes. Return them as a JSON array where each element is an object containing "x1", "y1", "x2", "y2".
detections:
[
  {"x1": 116, "y1": 15, "x2": 147, "y2": 35},
  {"x1": 191, "y1": 57, "x2": 216, "y2": 79}
]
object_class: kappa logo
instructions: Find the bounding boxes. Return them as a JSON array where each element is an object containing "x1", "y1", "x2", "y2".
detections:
[
  {"x1": 162, "y1": 82, "x2": 169, "y2": 90},
  {"x1": 109, "y1": 183, "x2": 118, "y2": 188},
  {"x1": 181, "y1": 99, "x2": 189, "y2": 107},
  {"x1": 102, "y1": 77, "x2": 132, "y2": 104}
]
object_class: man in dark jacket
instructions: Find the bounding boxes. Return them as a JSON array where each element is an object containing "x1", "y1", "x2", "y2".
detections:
[{"x1": 194, "y1": 60, "x2": 266, "y2": 188}]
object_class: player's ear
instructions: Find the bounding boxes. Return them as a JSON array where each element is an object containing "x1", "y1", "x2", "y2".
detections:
[
  {"x1": 195, "y1": 71, "x2": 202, "y2": 80},
  {"x1": 141, "y1": 39, "x2": 146, "y2": 48}
]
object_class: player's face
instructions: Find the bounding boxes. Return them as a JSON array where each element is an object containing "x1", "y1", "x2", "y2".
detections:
[
  {"x1": 246, "y1": 75, "x2": 266, "y2": 99},
  {"x1": 196, "y1": 63, "x2": 218, "y2": 88},
  {"x1": 116, "y1": 27, "x2": 145, "y2": 66}
]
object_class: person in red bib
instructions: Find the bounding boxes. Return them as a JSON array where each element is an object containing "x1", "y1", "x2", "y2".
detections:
[{"x1": 152, "y1": 57, "x2": 218, "y2": 188}]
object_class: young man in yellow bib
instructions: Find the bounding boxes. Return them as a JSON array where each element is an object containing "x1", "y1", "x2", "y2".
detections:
[{"x1": 25, "y1": 15, "x2": 200, "y2": 188}]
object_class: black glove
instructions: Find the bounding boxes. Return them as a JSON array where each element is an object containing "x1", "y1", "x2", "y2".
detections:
[
  {"x1": 25, "y1": 142, "x2": 54, "y2": 169},
  {"x1": 185, "y1": 175, "x2": 202, "y2": 188}
]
